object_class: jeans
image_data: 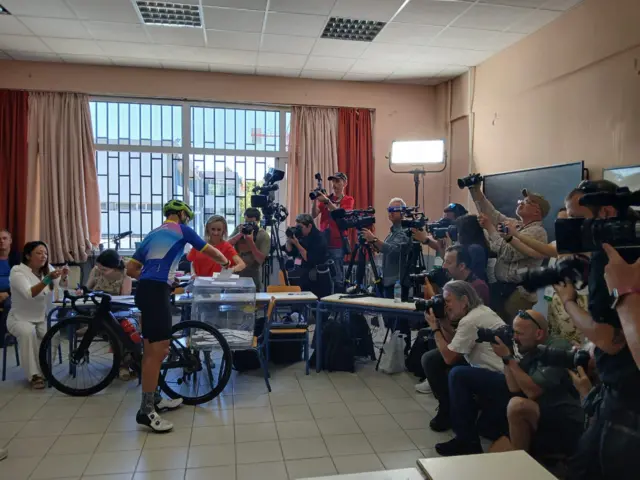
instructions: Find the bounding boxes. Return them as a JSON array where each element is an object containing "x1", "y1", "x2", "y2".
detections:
[
  {"x1": 328, "y1": 247, "x2": 345, "y2": 292},
  {"x1": 382, "y1": 285, "x2": 411, "y2": 354},
  {"x1": 421, "y1": 348, "x2": 468, "y2": 414},
  {"x1": 448, "y1": 366, "x2": 511, "y2": 444}
]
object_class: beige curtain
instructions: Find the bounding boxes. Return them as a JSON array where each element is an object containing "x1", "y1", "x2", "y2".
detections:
[
  {"x1": 286, "y1": 106, "x2": 339, "y2": 222},
  {"x1": 27, "y1": 92, "x2": 100, "y2": 263}
]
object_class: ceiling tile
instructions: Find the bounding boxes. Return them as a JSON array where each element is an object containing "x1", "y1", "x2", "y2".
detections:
[
  {"x1": 349, "y1": 58, "x2": 400, "y2": 74},
  {"x1": 374, "y1": 22, "x2": 443, "y2": 45},
  {"x1": 311, "y1": 38, "x2": 369, "y2": 58},
  {"x1": 430, "y1": 27, "x2": 500, "y2": 50},
  {"x1": 479, "y1": 0, "x2": 547, "y2": 7},
  {"x1": 202, "y1": 7, "x2": 265, "y2": 32},
  {"x1": 436, "y1": 65, "x2": 468, "y2": 76},
  {"x1": 386, "y1": 77, "x2": 434, "y2": 85},
  {"x1": 205, "y1": 30, "x2": 260, "y2": 50},
  {"x1": 257, "y1": 66, "x2": 301, "y2": 77},
  {"x1": 304, "y1": 56, "x2": 355, "y2": 71},
  {"x1": 66, "y1": 0, "x2": 140, "y2": 23},
  {"x1": 18, "y1": 17, "x2": 92, "y2": 39},
  {"x1": 360, "y1": 42, "x2": 424, "y2": 61},
  {"x1": 42, "y1": 37, "x2": 104, "y2": 55},
  {"x1": 202, "y1": 0, "x2": 267, "y2": 9},
  {"x1": 0, "y1": 34, "x2": 52, "y2": 53},
  {"x1": 5, "y1": 51, "x2": 61, "y2": 62},
  {"x1": 485, "y1": 31, "x2": 526, "y2": 49},
  {"x1": 258, "y1": 52, "x2": 307, "y2": 68},
  {"x1": 410, "y1": 46, "x2": 493, "y2": 66},
  {"x1": 264, "y1": 12, "x2": 326, "y2": 37},
  {"x1": 261, "y1": 34, "x2": 316, "y2": 55},
  {"x1": 85, "y1": 22, "x2": 150, "y2": 43},
  {"x1": 452, "y1": 4, "x2": 532, "y2": 31},
  {"x1": 99, "y1": 41, "x2": 168, "y2": 59},
  {"x1": 300, "y1": 69, "x2": 345, "y2": 80},
  {"x1": 507, "y1": 8, "x2": 562, "y2": 33},
  {"x1": 394, "y1": 1, "x2": 473, "y2": 26},
  {"x1": 270, "y1": 0, "x2": 336, "y2": 16},
  {"x1": 146, "y1": 25, "x2": 205, "y2": 46},
  {"x1": 390, "y1": 63, "x2": 448, "y2": 76},
  {"x1": 209, "y1": 63, "x2": 255, "y2": 74},
  {"x1": 162, "y1": 60, "x2": 210, "y2": 71},
  {"x1": 157, "y1": 45, "x2": 210, "y2": 62},
  {"x1": 540, "y1": 0, "x2": 582, "y2": 10},
  {"x1": 0, "y1": 0, "x2": 77, "y2": 19},
  {"x1": 111, "y1": 57, "x2": 163, "y2": 68},
  {"x1": 0, "y1": 16, "x2": 32, "y2": 35},
  {"x1": 205, "y1": 48, "x2": 258, "y2": 66},
  {"x1": 343, "y1": 72, "x2": 388, "y2": 81},
  {"x1": 331, "y1": 0, "x2": 406, "y2": 22},
  {"x1": 61, "y1": 54, "x2": 113, "y2": 65}
]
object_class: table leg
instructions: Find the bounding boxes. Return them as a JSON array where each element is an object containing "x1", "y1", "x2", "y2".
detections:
[{"x1": 315, "y1": 302, "x2": 323, "y2": 373}]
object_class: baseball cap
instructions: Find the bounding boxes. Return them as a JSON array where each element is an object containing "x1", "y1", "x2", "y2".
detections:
[
  {"x1": 444, "y1": 203, "x2": 468, "y2": 217},
  {"x1": 328, "y1": 172, "x2": 348, "y2": 182},
  {"x1": 521, "y1": 189, "x2": 551, "y2": 218}
]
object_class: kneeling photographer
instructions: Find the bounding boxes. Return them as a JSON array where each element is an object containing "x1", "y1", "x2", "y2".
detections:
[
  {"x1": 284, "y1": 214, "x2": 330, "y2": 297},
  {"x1": 550, "y1": 181, "x2": 640, "y2": 480},
  {"x1": 490, "y1": 311, "x2": 584, "y2": 461}
]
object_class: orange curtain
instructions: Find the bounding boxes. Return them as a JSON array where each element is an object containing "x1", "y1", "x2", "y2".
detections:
[{"x1": 0, "y1": 90, "x2": 28, "y2": 250}]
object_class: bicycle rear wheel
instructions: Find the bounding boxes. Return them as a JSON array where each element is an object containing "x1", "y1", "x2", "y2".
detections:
[
  {"x1": 158, "y1": 321, "x2": 233, "y2": 405},
  {"x1": 39, "y1": 316, "x2": 121, "y2": 397}
]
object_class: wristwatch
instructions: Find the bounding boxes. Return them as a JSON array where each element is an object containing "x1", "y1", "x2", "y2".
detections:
[
  {"x1": 501, "y1": 355, "x2": 514, "y2": 365},
  {"x1": 611, "y1": 287, "x2": 640, "y2": 308}
]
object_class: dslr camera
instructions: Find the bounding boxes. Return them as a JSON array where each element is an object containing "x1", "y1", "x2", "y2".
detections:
[
  {"x1": 536, "y1": 345, "x2": 590, "y2": 371},
  {"x1": 285, "y1": 225, "x2": 303, "y2": 239},
  {"x1": 331, "y1": 208, "x2": 376, "y2": 231},
  {"x1": 414, "y1": 294, "x2": 446, "y2": 318},
  {"x1": 309, "y1": 173, "x2": 328, "y2": 201},
  {"x1": 410, "y1": 267, "x2": 449, "y2": 289},
  {"x1": 519, "y1": 255, "x2": 590, "y2": 292},
  {"x1": 476, "y1": 324, "x2": 514, "y2": 349},
  {"x1": 458, "y1": 173, "x2": 484, "y2": 189},
  {"x1": 240, "y1": 221, "x2": 259, "y2": 236}
]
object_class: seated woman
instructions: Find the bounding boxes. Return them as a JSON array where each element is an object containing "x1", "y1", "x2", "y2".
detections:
[
  {"x1": 188, "y1": 215, "x2": 245, "y2": 276},
  {"x1": 7, "y1": 241, "x2": 68, "y2": 389}
]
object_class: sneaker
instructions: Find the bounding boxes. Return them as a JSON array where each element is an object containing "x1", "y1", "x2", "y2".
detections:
[
  {"x1": 0, "y1": 447, "x2": 7, "y2": 461},
  {"x1": 415, "y1": 380, "x2": 432, "y2": 394},
  {"x1": 136, "y1": 410, "x2": 173, "y2": 433},
  {"x1": 155, "y1": 396, "x2": 183, "y2": 412},
  {"x1": 429, "y1": 407, "x2": 452, "y2": 432},
  {"x1": 435, "y1": 437, "x2": 483, "y2": 457}
]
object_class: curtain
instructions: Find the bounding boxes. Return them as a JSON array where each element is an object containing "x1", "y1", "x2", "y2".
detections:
[
  {"x1": 27, "y1": 92, "x2": 100, "y2": 263},
  {"x1": 337, "y1": 108, "x2": 374, "y2": 243},
  {"x1": 0, "y1": 90, "x2": 29, "y2": 250},
  {"x1": 286, "y1": 106, "x2": 339, "y2": 222}
]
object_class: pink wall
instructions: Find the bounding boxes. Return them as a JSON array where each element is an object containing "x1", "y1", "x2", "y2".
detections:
[{"x1": 0, "y1": 60, "x2": 449, "y2": 227}]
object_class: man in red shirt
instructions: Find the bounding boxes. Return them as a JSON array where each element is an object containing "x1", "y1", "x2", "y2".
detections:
[{"x1": 311, "y1": 172, "x2": 354, "y2": 292}]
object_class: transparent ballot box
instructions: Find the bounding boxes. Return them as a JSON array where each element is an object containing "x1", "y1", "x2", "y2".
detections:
[{"x1": 191, "y1": 276, "x2": 256, "y2": 348}]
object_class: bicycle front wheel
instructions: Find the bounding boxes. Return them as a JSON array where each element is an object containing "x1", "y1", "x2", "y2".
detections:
[
  {"x1": 39, "y1": 316, "x2": 121, "y2": 397},
  {"x1": 158, "y1": 320, "x2": 233, "y2": 405}
]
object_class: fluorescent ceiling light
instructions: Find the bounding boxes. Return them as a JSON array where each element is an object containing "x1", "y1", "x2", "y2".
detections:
[{"x1": 390, "y1": 140, "x2": 445, "y2": 165}]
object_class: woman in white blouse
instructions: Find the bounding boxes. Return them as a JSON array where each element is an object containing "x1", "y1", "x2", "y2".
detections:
[{"x1": 7, "y1": 241, "x2": 68, "y2": 389}]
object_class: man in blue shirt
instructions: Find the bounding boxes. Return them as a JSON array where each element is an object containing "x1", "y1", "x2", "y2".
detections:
[
  {"x1": 0, "y1": 229, "x2": 20, "y2": 343},
  {"x1": 126, "y1": 200, "x2": 228, "y2": 433}
]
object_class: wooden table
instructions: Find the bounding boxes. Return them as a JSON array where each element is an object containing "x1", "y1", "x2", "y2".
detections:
[
  {"x1": 418, "y1": 451, "x2": 558, "y2": 480},
  {"x1": 301, "y1": 467, "x2": 425, "y2": 480}
]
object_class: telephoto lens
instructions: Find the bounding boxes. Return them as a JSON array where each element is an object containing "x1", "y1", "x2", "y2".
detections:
[
  {"x1": 414, "y1": 294, "x2": 446, "y2": 318},
  {"x1": 475, "y1": 325, "x2": 514, "y2": 348},
  {"x1": 536, "y1": 345, "x2": 591, "y2": 370}
]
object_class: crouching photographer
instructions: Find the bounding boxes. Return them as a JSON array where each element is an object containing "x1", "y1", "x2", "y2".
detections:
[
  {"x1": 490, "y1": 310, "x2": 585, "y2": 461},
  {"x1": 284, "y1": 214, "x2": 331, "y2": 297}
]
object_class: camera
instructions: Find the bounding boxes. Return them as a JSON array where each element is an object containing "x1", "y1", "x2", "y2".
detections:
[
  {"x1": 458, "y1": 173, "x2": 484, "y2": 189},
  {"x1": 331, "y1": 208, "x2": 376, "y2": 231},
  {"x1": 426, "y1": 217, "x2": 458, "y2": 241},
  {"x1": 410, "y1": 267, "x2": 449, "y2": 289},
  {"x1": 414, "y1": 294, "x2": 446, "y2": 318},
  {"x1": 476, "y1": 324, "x2": 514, "y2": 349},
  {"x1": 309, "y1": 173, "x2": 328, "y2": 201},
  {"x1": 241, "y1": 222, "x2": 259, "y2": 236},
  {"x1": 285, "y1": 226, "x2": 303, "y2": 239},
  {"x1": 251, "y1": 168, "x2": 289, "y2": 224},
  {"x1": 400, "y1": 207, "x2": 428, "y2": 230},
  {"x1": 536, "y1": 345, "x2": 590, "y2": 371},
  {"x1": 519, "y1": 255, "x2": 590, "y2": 292}
]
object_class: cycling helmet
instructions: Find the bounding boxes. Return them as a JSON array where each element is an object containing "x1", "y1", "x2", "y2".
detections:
[{"x1": 163, "y1": 199, "x2": 194, "y2": 220}]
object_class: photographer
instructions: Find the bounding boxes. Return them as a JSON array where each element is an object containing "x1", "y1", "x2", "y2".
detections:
[
  {"x1": 444, "y1": 202, "x2": 468, "y2": 221},
  {"x1": 229, "y1": 208, "x2": 270, "y2": 291},
  {"x1": 554, "y1": 180, "x2": 640, "y2": 480},
  {"x1": 311, "y1": 172, "x2": 354, "y2": 292},
  {"x1": 420, "y1": 281, "x2": 506, "y2": 434},
  {"x1": 471, "y1": 186, "x2": 549, "y2": 323},
  {"x1": 442, "y1": 245, "x2": 490, "y2": 306},
  {"x1": 490, "y1": 310, "x2": 584, "y2": 460},
  {"x1": 413, "y1": 203, "x2": 468, "y2": 253},
  {"x1": 285, "y1": 214, "x2": 329, "y2": 297}
]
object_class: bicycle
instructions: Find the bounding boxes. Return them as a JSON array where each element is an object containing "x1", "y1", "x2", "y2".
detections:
[{"x1": 38, "y1": 290, "x2": 233, "y2": 405}]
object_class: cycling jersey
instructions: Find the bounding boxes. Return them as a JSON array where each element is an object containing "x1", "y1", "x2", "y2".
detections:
[{"x1": 131, "y1": 221, "x2": 207, "y2": 284}]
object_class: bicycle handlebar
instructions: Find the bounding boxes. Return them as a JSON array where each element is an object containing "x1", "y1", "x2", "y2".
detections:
[{"x1": 63, "y1": 288, "x2": 112, "y2": 310}]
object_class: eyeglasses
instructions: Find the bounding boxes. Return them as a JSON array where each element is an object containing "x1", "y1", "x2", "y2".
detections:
[{"x1": 517, "y1": 310, "x2": 544, "y2": 330}]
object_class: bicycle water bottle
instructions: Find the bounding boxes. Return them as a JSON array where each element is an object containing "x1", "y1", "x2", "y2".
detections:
[
  {"x1": 120, "y1": 319, "x2": 141, "y2": 344},
  {"x1": 394, "y1": 281, "x2": 402, "y2": 303}
]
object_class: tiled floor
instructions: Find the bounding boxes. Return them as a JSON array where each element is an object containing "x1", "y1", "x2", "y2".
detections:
[{"x1": 0, "y1": 353, "x2": 455, "y2": 480}]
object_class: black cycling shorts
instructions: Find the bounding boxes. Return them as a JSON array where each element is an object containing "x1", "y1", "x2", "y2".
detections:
[{"x1": 135, "y1": 280, "x2": 172, "y2": 343}]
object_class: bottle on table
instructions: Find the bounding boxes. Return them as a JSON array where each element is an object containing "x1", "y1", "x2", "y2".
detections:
[{"x1": 394, "y1": 280, "x2": 402, "y2": 303}]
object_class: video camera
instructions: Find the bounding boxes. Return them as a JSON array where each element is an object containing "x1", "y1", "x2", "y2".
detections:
[
  {"x1": 285, "y1": 225, "x2": 303, "y2": 239},
  {"x1": 331, "y1": 208, "x2": 376, "y2": 231},
  {"x1": 410, "y1": 267, "x2": 449, "y2": 289},
  {"x1": 555, "y1": 187, "x2": 640, "y2": 253},
  {"x1": 414, "y1": 294, "x2": 446, "y2": 318},
  {"x1": 427, "y1": 217, "x2": 458, "y2": 241},
  {"x1": 397, "y1": 206, "x2": 428, "y2": 230},
  {"x1": 536, "y1": 345, "x2": 590, "y2": 371},
  {"x1": 476, "y1": 324, "x2": 514, "y2": 349},
  {"x1": 251, "y1": 168, "x2": 289, "y2": 224},
  {"x1": 309, "y1": 173, "x2": 327, "y2": 201},
  {"x1": 458, "y1": 173, "x2": 483, "y2": 189},
  {"x1": 240, "y1": 222, "x2": 259, "y2": 236},
  {"x1": 519, "y1": 255, "x2": 590, "y2": 292}
]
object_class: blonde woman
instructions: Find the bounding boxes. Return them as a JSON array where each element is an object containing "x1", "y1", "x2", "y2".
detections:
[{"x1": 187, "y1": 215, "x2": 245, "y2": 276}]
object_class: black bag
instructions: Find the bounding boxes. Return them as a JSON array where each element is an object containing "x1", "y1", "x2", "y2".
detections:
[
  {"x1": 232, "y1": 350, "x2": 261, "y2": 372},
  {"x1": 350, "y1": 313, "x2": 375, "y2": 360},
  {"x1": 310, "y1": 318, "x2": 355, "y2": 372},
  {"x1": 405, "y1": 328, "x2": 433, "y2": 379}
]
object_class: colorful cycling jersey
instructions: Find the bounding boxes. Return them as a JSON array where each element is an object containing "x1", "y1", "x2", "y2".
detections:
[{"x1": 132, "y1": 221, "x2": 207, "y2": 284}]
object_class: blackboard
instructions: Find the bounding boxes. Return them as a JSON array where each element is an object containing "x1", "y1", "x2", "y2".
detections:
[{"x1": 482, "y1": 162, "x2": 585, "y2": 242}]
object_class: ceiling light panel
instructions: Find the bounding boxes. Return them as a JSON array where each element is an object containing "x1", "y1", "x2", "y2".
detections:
[
  {"x1": 136, "y1": 1, "x2": 202, "y2": 27},
  {"x1": 321, "y1": 17, "x2": 386, "y2": 42}
]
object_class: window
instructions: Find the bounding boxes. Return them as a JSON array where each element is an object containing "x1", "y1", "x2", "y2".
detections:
[{"x1": 90, "y1": 99, "x2": 290, "y2": 251}]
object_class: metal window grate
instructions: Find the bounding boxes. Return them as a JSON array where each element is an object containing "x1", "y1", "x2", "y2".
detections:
[
  {"x1": 136, "y1": 1, "x2": 201, "y2": 27},
  {"x1": 321, "y1": 17, "x2": 386, "y2": 42}
]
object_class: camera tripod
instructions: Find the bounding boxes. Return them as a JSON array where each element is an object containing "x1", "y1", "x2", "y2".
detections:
[
  {"x1": 344, "y1": 231, "x2": 383, "y2": 296},
  {"x1": 261, "y1": 215, "x2": 289, "y2": 288},
  {"x1": 402, "y1": 235, "x2": 427, "y2": 295}
]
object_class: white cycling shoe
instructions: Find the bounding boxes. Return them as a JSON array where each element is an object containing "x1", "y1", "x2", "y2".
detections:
[{"x1": 136, "y1": 411, "x2": 174, "y2": 433}]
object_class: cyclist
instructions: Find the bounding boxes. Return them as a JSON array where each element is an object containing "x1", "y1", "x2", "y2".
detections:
[{"x1": 126, "y1": 199, "x2": 229, "y2": 432}]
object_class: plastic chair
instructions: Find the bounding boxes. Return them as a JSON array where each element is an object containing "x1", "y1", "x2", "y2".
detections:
[{"x1": 2, "y1": 332, "x2": 19, "y2": 381}]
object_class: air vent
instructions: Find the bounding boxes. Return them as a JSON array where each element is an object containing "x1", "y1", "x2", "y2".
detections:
[
  {"x1": 136, "y1": 1, "x2": 201, "y2": 27},
  {"x1": 321, "y1": 17, "x2": 385, "y2": 42},
  {"x1": 0, "y1": 4, "x2": 11, "y2": 15}
]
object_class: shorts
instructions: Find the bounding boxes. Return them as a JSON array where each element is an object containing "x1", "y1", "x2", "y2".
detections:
[
  {"x1": 531, "y1": 406, "x2": 584, "y2": 457},
  {"x1": 135, "y1": 280, "x2": 172, "y2": 343}
]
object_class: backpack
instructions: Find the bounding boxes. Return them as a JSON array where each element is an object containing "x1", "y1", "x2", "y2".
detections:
[
  {"x1": 405, "y1": 328, "x2": 432, "y2": 379},
  {"x1": 232, "y1": 350, "x2": 261, "y2": 372},
  {"x1": 310, "y1": 318, "x2": 355, "y2": 372},
  {"x1": 350, "y1": 313, "x2": 375, "y2": 360}
]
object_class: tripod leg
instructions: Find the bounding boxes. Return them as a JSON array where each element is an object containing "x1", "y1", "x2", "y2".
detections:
[{"x1": 375, "y1": 325, "x2": 392, "y2": 371}]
